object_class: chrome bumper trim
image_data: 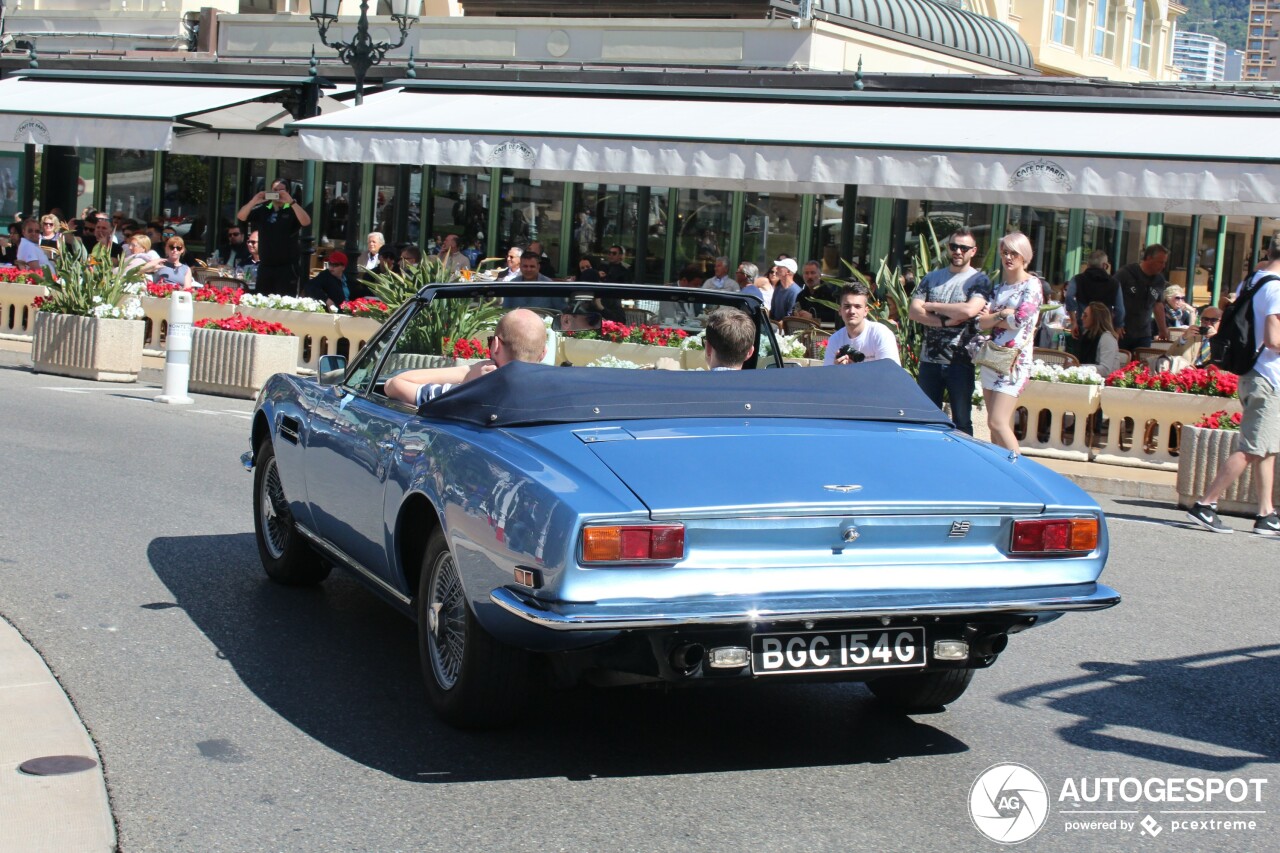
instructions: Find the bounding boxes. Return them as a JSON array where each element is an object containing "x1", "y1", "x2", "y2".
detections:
[
  {"x1": 489, "y1": 583, "x2": 1120, "y2": 631},
  {"x1": 240, "y1": 450, "x2": 254, "y2": 472}
]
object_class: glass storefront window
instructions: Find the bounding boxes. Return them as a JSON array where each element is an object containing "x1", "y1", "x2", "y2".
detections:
[
  {"x1": 810, "y1": 194, "x2": 847, "y2": 276},
  {"x1": 500, "y1": 171, "x2": 564, "y2": 273},
  {"x1": 103, "y1": 150, "x2": 154, "y2": 224},
  {"x1": 900, "y1": 199, "x2": 995, "y2": 273},
  {"x1": 373, "y1": 164, "x2": 398, "y2": 243},
  {"x1": 1007, "y1": 205, "x2": 1070, "y2": 284},
  {"x1": 573, "y1": 184, "x2": 669, "y2": 283},
  {"x1": 741, "y1": 192, "x2": 802, "y2": 272},
  {"x1": 161, "y1": 154, "x2": 210, "y2": 249},
  {"x1": 246, "y1": 159, "x2": 268, "y2": 198},
  {"x1": 429, "y1": 168, "x2": 489, "y2": 257},
  {"x1": 218, "y1": 158, "x2": 240, "y2": 232},
  {"x1": 406, "y1": 167, "x2": 422, "y2": 245},
  {"x1": 75, "y1": 147, "x2": 96, "y2": 220},
  {"x1": 276, "y1": 160, "x2": 306, "y2": 200},
  {"x1": 321, "y1": 162, "x2": 359, "y2": 250},
  {"x1": 671, "y1": 188, "x2": 731, "y2": 278}
]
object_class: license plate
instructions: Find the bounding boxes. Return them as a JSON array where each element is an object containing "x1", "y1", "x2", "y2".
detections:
[{"x1": 751, "y1": 627, "x2": 927, "y2": 675}]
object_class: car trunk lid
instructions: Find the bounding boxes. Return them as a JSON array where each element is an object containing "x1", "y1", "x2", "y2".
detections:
[{"x1": 574, "y1": 421, "x2": 1046, "y2": 519}]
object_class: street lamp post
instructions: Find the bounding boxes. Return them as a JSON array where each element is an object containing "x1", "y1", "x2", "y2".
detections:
[{"x1": 310, "y1": 0, "x2": 419, "y2": 106}]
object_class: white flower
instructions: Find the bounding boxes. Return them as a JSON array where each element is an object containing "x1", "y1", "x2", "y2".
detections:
[
  {"x1": 587, "y1": 355, "x2": 643, "y2": 369},
  {"x1": 1030, "y1": 360, "x2": 1102, "y2": 385},
  {"x1": 92, "y1": 295, "x2": 103, "y2": 304},
  {"x1": 238, "y1": 294, "x2": 327, "y2": 313},
  {"x1": 118, "y1": 298, "x2": 144, "y2": 321},
  {"x1": 679, "y1": 332, "x2": 705, "y2": 351},
  {"x1": 759, "y1": 333, "x2": 806, "y2": 360}
]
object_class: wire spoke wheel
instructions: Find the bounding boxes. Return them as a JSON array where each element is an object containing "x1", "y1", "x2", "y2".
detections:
[
  {"x1": 260, "y1": 457, "x2": 290, "y2": 560},
  {"x1": 427, "y1": 550, "x2": 467, "y2": 691}
]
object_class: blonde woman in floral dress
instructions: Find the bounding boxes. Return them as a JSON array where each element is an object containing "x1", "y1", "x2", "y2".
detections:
[{"x1": 976, "y1": 231, "x2": 1043, "y2": 453}]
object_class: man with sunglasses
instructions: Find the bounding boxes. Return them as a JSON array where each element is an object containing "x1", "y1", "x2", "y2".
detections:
[
  {"x1": 907, "y1": 228, "x2": 992, "y2": 436},
  {"x1": 385, "y1": 308, "x2": 548, "y2": 407},
  {"x1": 218, "y1": 226, "x2": 252, "y2": 269}
]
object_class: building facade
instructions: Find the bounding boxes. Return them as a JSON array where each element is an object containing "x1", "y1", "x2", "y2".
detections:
[
  {"x1": 1244, "y1": 0, "x2": 1280, "y2": 81},
  {"x1": 1173, "y1": 30, "x2": 1227, "y2": 81}
]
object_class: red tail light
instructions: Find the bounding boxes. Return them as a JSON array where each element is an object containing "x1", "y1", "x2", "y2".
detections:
[
  {"x1": 1011, "y1": 518, "x2": 1099, "y2": 555},
  {"x1": 582, "y1": 524, "x2": 685, "y2": 563}
]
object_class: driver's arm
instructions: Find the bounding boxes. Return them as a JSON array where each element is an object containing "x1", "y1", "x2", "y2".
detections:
[{"x1": 385, "y1": 364, "x2": 490, "y2": 405}]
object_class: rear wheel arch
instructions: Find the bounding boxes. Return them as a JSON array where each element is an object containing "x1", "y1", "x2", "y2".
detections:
[
  {"x1": 398, "y1": 492, "x2": 442, "y2": 600},
  {"x1": 251, "y1": 411, "x2": 272, "y2": 460}
]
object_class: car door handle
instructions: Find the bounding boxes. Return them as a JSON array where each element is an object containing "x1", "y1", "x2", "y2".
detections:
[{"x1": 377, "y1": 440, "x2": 397, "y2": 452}]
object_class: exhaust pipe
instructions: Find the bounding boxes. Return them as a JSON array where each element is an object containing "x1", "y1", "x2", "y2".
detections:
[
  {"x1": 972, "y1": 633, "x2": 1008, "y2": 658},
  {"x1": 669, "y1": 643, "x2": 705, "y2": 674}
]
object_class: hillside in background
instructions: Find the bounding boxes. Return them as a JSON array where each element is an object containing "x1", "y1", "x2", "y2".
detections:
[{"x1": 1180, "y1": 0, "x2": 1249, "y2": 50}]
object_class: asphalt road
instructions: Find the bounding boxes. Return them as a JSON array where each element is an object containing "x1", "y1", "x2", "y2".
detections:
[{"x1": 1, "y1": 352, "x2": 1277, "y2": 853}]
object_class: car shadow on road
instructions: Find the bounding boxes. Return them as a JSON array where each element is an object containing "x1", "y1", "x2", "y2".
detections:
[
  {"x1": 998, "y1": 648, "x2": 1280, "y2": 771},
  {"x1": 148, "y1": 533, "x2": 969, "y2": 783}
]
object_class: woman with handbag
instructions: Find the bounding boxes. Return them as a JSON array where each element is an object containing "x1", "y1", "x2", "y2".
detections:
[{"x1": 974, "y1": 231, "x2": 1043, "y2": 453}]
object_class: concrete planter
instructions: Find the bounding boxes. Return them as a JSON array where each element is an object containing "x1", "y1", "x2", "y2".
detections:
[
  {"x1": 1176, "y1": 425, "x2": 1280, "y2": 516},
  {"x1": 31, "y1": 312, "x2": 143, "y2": 382},
  {"x1": 335, "y1": 314, "x2": 385, "y2": 357},
  {"x1": 189, "y1": 327, "x2": 300, "y2": 399},
  {"x1": 1017, "y1": 380, "x2": 1102, "y2": 462},
  {"x1": 0, "y1": 280, "x2": 50, "y2": 340},
  {"x1": 561, "y1": 337, "x2": 683, "y2": 366},
  {"x1": 236, "y1": 306, "x2": 338, "y2": 372},
  {"x1": 682, "y1": 348, "x2": 707, "y2": 370},
  {"x1": 139, "y1": 295, "x2": 237, "y2": 353},
  {"x1": 1094, "y1": 386, "x2": 1241, "y2": 470}
]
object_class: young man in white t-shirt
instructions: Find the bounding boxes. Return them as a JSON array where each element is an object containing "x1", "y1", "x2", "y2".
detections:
[
  {"x1": 823, "y1": 282, "x2": 901, "y2": 366},
  {"x1": 1187, "y1": 237, "x2": 1280, "y2": 536}
]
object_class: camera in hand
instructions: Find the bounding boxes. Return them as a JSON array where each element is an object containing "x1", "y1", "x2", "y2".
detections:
[
  {"x1": 1196, "y1": 325, "x2": 1209, "y2": 336},
  {"x1": 836, "y1": 345, "x2": 865, "y2": 363}
]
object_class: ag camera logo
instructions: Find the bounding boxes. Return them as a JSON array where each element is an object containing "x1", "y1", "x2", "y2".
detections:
[{"x1": 970, "y1": 763, "x2": 1050, "y2": 844}]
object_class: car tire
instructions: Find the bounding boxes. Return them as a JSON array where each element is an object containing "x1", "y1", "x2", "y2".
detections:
[
  {"x1": 253, "y1": 440, "x2": 330, "y2": 586},
  {"x1": 867, "y1": 668, "x2": 975, "y2": 712},
  {"x1": 418, "y1": 529, "x2": 529, "y2": 728}
]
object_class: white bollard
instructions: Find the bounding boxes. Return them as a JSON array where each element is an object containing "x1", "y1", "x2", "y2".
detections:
[{"x1": 155, "y1": 290, "x2": 195, "y2": 405}]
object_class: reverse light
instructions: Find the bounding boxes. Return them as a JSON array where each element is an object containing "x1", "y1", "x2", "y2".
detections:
[
  {"x1": 581, "y1": 524, "x2": 685, "y2": 563},
  {"x1": 1010, "y1": 518, "x2": 1099, "y2": 555}
]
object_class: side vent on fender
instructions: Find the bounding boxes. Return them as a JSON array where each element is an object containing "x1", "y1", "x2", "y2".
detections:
[{"x1": 279, "y1": 416, "x2": 301, "y2": 445}]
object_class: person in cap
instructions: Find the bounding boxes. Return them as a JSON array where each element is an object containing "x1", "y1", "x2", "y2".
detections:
[
  {"x1": 770, "y1": 257, "x2": 802, "y2": 321},
  {"x1": 305, "y1": 251, "x2": 349, "y2": 310}
]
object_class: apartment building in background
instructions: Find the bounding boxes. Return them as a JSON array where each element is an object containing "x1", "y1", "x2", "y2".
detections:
[
  {"x1": 1244, "y1": 0, "x2": 1280, "y2": 80},
  {"x1": 1173, "y1": 29, "x2": 1228, "y2": 81}
]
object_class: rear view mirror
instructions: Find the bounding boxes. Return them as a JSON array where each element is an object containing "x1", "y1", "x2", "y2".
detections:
[
  {"x1": 554, "y1": 312, "x2": 603, "y2": 333},
  {"x1": 317, "y1": 354, "x2": 347, "y2": 385}
]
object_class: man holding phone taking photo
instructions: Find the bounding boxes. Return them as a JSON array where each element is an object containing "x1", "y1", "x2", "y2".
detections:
[{"x1": 238, "y1": 179, "x2": 312, "y2": 297}]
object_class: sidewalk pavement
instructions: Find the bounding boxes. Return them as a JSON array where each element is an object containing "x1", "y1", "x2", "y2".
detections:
[
  {"x1": 0, "y1": 337, "x2": 1174, "y2": 853},
  {"x1": 0, "y1": 617, "x2": 115, "y2": 853}
]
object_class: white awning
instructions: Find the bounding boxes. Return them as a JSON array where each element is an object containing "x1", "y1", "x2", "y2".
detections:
[
  {"x1": 0, "y1": 77, "x2": 304, "y2": 156},
  {"x1": 291, "y1": 88, "x2": 1280, "y2": 215}
]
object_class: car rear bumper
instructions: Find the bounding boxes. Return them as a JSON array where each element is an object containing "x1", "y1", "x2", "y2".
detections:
[{"x1": 490, "y1": 582, "x2": 1120, "y2": 631}]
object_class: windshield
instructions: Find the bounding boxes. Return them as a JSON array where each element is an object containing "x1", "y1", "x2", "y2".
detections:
[{"x1": 383, "y1": 283, "x2": 789, "y2": 372}]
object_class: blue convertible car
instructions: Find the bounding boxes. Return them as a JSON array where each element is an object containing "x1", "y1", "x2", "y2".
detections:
[{"x1": 244, "y1": 283, "x2": 1119, "y2": 727}]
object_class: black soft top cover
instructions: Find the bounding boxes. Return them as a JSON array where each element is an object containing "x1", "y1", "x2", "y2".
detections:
[{"x1": 422, "y1": 360, "x2": 952, "y2": 428}]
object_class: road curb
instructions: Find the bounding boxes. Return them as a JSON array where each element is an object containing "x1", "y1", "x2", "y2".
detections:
[
  {"x1": 1057, "y1": 471, "x2": 1177, "y2": 502},
  {"x1": 0, "y1": 617, "x2": 116, "y2": 853}
]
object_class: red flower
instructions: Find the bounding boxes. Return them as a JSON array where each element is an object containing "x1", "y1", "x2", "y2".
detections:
[
  {"x1": 196, "y1": 316, "x2": 293, "y2": 336},
  {"x1": 339, "y1": 297, "x2": 390, "y2": 318}
]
